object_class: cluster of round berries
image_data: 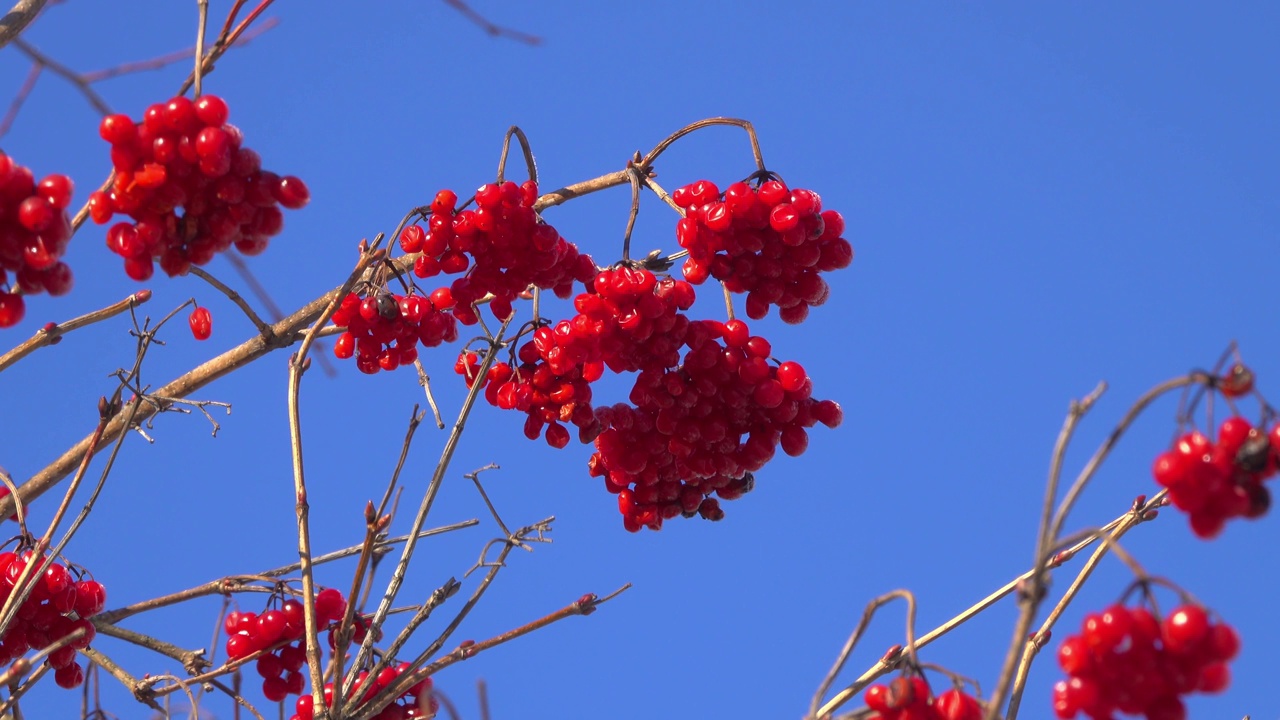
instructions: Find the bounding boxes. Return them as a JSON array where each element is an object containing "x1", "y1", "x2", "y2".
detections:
[
  {"x1": 591, "y1": 321, "x2": 842, "y2": 531},
  {"x1": 403, "y1": 185, "x2": 596, "y2": 324},
  {"x1": 863, "y1": 677, "x2": 984, "y2": 720},
  {"x1": 456, "y1": 265, "x2": 843, "y2": 530},
  {"x1": 0, "y1": 550, "x2": 105, "y2": 689},
  {"x1": 672, "y1": 178, "x2": 852, "y2": 323},
  {"x1": 0, "y1": 152, "x2": 75, "y2": 328},
  {"x1": 1152, "y1": 416, "x2": 1278, "y2": 539},
  {"x1": 1053, "y1": 602, "x2": 1237, "y2": 719},
  {"x1": 460, "y1": 267, "x2": 696, "y2": 449},
  {"x1": 229, "y1": 588, "x2": 346, "y2": 701},
  {"x1": 292, "y1": 663, "x2": 437, "y2": 720},
  {"x1": 331, "y1": 291, "x2": 459, "y2": 374},
  {"x1": 89, "y1": 94, "x2": 309, "y2": 280}
]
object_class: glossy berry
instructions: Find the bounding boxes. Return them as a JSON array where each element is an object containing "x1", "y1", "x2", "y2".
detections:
[{"x1": 189, "y1": 306, "x2": 212, "y2": 340}]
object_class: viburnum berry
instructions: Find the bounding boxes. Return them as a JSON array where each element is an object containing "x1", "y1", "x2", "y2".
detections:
[
  {"x1": 189, "y1": 306, "x2": 212, "y2": 340},
  {"x1": 672, "y1": 177, "x2": 851, "y2": 322},
  {"x1": 1152, "y1": 415, "x2": 1278, "y2": 538},
  {"x1": 1053, "y1": 600, "x2": 1237, "y2": 719},
  {"x1": 0, "y1": 151, "x2": 76, "y2": 328},
  {"x1": 330, "y1": 291, "x2": 457, "y2": 374},
  {"x1": 92, "y1": 95, "x2": 308, "y2": 278},
  {"x1": 0, "y1": 550, "x2": 104, "y2": 683},
  {"x1": 404, "y1": 182, "x2": 596, "y2": 324}
]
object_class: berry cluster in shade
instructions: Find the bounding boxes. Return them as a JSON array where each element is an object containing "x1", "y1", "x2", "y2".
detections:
[
  {"x1": 1152, "y1": 415, "x2": 1278, "y2": 539},
  {"x1": 0, "y1": 550, "x2": 105, "y2": 690},
  {"x1": 862, "y1": 676, "x2": 984, "y2": 720},
  {"x1": 332, "y1": 291, "x2": 459, "y2": 375},
  {"x1": 90, "y1": 94, "x2": 309, "y2": 281},
  {"x1": 672, "y1": 178, "x2": 852, "y2": 323},
  {"x1": 403, "y1": 184, "x2": 596, "y2": 324},
  {"x1": 0, "y1": 151, "x2": 75, "y2": 328},
  {"x1": 1053, "y1": 602, "x2": 1237, "y2": 720}
]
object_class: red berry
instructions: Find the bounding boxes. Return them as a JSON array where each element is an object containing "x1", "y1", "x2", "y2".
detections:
[
  {"x1": 274, "y1": 176, "x2": 310, "y2": 209},
  {"x1": 189, "y1": 306, "x2": 212, "y2": 340}
]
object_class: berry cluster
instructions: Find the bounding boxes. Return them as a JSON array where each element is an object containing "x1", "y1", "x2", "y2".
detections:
[
  {"x1": 0, "y1": 550, "x2": 105, "y2": 689},
  {"x1": 458, "y1": 265, "x2": 843, "y2": 530},
  {"x1": 331, "y1": 291, "x2": 459, "y2": 374},
  {"x1": 591, "y1": 320, "x2": 842, "y2": 531},
  {"x1": 0, "y1": 151, "x2": 75, "y2": 328},
  {"x1": 672, "y1": 178, "x2": 852, "y2": 323},
  {"x1": 462, "y1": 267, "x2": 696, "y2": 449},
  {"x1": 863, "y1": 677, "x2": 984, "y2": 720},
  {"x1": 292, "y1": 663, "x2": 438, "y2": 720},
  {"x1": 229, "y1": 588, "x2": 347, "y2": 702},
  {"x1": 1053, "y1": 602, "x2": 1238, "y2": 719},
  {"x1": 404, "y1": 184, "x2": 596, "y2": 324},
  {"x1": 90, "y1": 94, "x2": 309, "y2": 280},
  {"x1": 1152, "y1": 416, "x2": 1279, "y2": 538}
]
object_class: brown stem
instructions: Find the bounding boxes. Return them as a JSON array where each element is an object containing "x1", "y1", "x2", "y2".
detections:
[
  {"x1": 0, "y1": 0, "x2": 47, "y2": 50},
  {"x1": 0, "y1": 290, "x2": 151, "y2": 373}
]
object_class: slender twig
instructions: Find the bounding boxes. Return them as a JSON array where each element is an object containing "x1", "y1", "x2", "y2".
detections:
[
  {"x1": 193, "y1": 0, "x2": 209, "y2": 96},
  {"x1": 1004, "y1": 499, "x2": 1160, "y2": 719},
  {"x1": 813, "y1": 497, "x2": 1166, "y2": 718},
  {"x1": 441, "y1": 0, "x2": 541, "y2": 45},
  {"x1": 809, "y1": 591, "x2": 918, "y2": 719},
  {"x1": 0, "y1": 290, "x2": 151, "y2": 373},
  {"x1": 354, "y1": 584, "x2": 629, "y2": 720},
  {"x1": 287, "y1": 244, "x2": 385, "y2": 718},
  {"x1": 189, "y1": 266, "x2": 273, "y2": 337},
  {"x1": 412, "y1": 359, "x2": 445, "y2": 429},
  {"x1": 346, "y1": 316, "x2": 515, "y2": 678}
]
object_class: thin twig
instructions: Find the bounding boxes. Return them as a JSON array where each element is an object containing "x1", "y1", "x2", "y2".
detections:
[
  {"x1": 0, "y1": 290, "x2": 151, "y2": 373},
  {"x1": 0, "y1": 0, "x2": 48, "y2": 50}
]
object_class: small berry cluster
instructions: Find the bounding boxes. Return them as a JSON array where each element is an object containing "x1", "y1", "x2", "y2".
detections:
[
  {"x1": 292, "y1": 663, "x2": 437, "y2": 720},
  {"x1": 331, "y1": 291, "x2": 458, "y2": 374},
  {"x1": 1152, "y1": 416, "x2": 1278, "y2": 539},
  {"x1": 0, "y1": 151, "x2": 75, "y2": 328},
  {"x1": 404, "y1": 185, "x2": 596, "y2": 324},
  {"x1": 862, "y1": 677, "x2": 984, "y2": 720},
  {"x1": 229, "y1": 588, "x2": 347, "y2": 702},
  {"x1": 0, "y1": 550, "x2": 105, "y2": 689},
  {"x1": 1053, "y1": 603, "x2": 1238, "y2": 719},
  {"x1": 672, "y1": 178, "x2": 852, "y2": 323},
  {"x1": 90, "y1": 94, "x2": 309, "y2": 280}
]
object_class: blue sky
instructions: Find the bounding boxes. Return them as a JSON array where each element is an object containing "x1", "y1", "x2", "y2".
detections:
[{"x1": 2, "y1": 2, "x2": 1278, "y2": 718}]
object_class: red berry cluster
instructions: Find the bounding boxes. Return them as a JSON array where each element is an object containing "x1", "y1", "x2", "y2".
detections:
[
  {"x1": 292, "y1": 663, "x2": 438, "y2": 720},
  {"x1": 457, "y1": 265, "x2": 843, "y2": 530},
  {"x1": 90, "y1": 94, "x2": 309, "y2": 280},
  {"x1": 1152, "y1": 416, "x2": 1279, "y2": 539},
  {"x1": 404, "y1": 185, "x2": 596, "y2": 324},
  {"x1": 0, "y1": 151, "x2": 75, "y2": 328},
  {"x1": 331, "y1": 291, "x2": 459, "y2": 374},
  {"x1": 0, "y1": 550, "x2": 105, "y2": 689},
  {"x1": 863, "y1": 677, "x2": 984, "y2": 720},
  {"x1": 672, "y1": 178, "x2": 852, "y2": 323},
  {"x1": 593, "y1": 321, "x2": 842, "y2": 531},
  {"x1": 1053, "y1": 603, "x2": 1238, "y2": 719},
  {"x1": 461, "y1": 267, "x2": 695, "y2": 449},
  {"x1": 229, "y1": 588, "x2": 347, "y2": 702}
]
